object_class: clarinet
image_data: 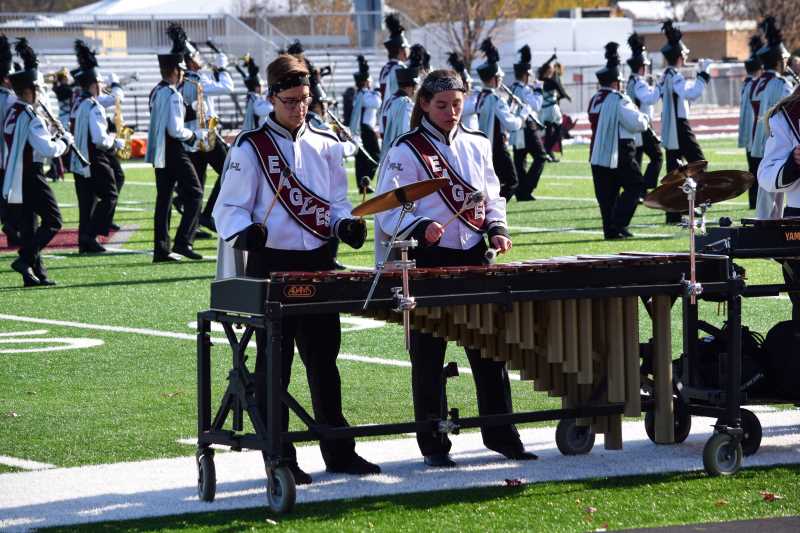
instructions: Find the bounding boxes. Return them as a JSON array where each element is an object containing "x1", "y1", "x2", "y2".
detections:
[{"x1": 36, "y1": 99, "x2": 89, "y2": 167}]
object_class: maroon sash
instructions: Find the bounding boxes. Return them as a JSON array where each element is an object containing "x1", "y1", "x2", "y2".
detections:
[
  {"x1": 403, "y1": 129, "x2": 485, "y2": 233},
  {"x1": 246, "y1": 129, "x2": 332, "y2": 240},
  {"x1": 781, "y1": 97, "x2": 800, "y2": 143}
]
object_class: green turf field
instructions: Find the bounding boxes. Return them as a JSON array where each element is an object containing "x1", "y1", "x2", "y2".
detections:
[{"x1": 1, "y1": 138, "x2": 797, "y2": 531}]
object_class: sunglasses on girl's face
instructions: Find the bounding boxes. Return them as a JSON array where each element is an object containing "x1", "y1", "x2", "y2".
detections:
[{"x1": 274, "y1": 95, "x2": 313, "y2": 108}]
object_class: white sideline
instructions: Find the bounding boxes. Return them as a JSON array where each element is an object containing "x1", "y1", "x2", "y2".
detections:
[
  {"x1": 0, "y1": 456, "x2": 55, "y2": 471},
  {"x1": 1, "y1": 410, "x2": 798, "y2": 531}
]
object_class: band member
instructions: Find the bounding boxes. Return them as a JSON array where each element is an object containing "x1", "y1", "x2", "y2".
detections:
[
  {"x1": 213, "y1": 53, "x2": 380, "y2": 484},
  {"x1": 379, "y1": 14, "x2": 409, "y2": 109},
  {"x1": 626, "y1": 33, "x2": 663, "y2": 198},
  {"x1": 476, "y1": 38, "x2": 522, "y2": 201},
  {"x1": 740, "y1": 35, "x2": 764, "y2": 209},
  {"x1": 589, "y1": 43, "x2": 649, "y2": 240},
  {"x1": 538, "y1": 54, "x2": 570, "y2": 161},
  {"x1": 242, "y1": 54, "x2": 271, "y2": 130},
  {"x1": 0, "y1": 34, "x2": 20, "y2": 247},
  {"x1": 52, "y1": 68, "x2": 73, "y2": 130},
  {"x1": 169, "y1": 22, "x2": 233, "y2": 233},
  {"x1": 447, "y1": 52, "x2": 478, "y2": 130},
  {"x1": 375, "y1": 69, "x2": 535, "y2": 467},
  {"x1": 509, "y1": 45, "x2": 546, "y2": 202},
  {"x1": 379, "y1": 65, "x2": 419, "y2": 161},
  {"x1": 348, "y1": 55, "x2": 381, "y2": 193},
  {"x1": 750, "y1": 16, "x2": 795, "y2": 220},
  {"x1": 69, "y1": 40, "x2": 122, "y2": 254},
  {"x1": 145, "y1": 39, "x2": 206, "y2": 262},
  {"x1": 3, "y1": 39, "x2": 71, "y2": 286},
  {"x1": 757, "y1": 86, "x2": 800, "y2": 318},
  {"x1": 659, "y1": 21, "x2": 712, "y2": 224}
]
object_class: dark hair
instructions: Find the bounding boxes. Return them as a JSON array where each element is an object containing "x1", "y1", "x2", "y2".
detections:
[
  {"x1": 159, "y1": 65, "x2": 178, "y2": 79},
  {"x1": 410, "y1": 69, "x2": 461, "y2": 129},
  {"x1": 267, "y1": 53, "x2": 309, "y2": 87}
]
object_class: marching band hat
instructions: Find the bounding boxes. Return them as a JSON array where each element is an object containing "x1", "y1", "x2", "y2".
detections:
[
  {"x1": 660, "y1": 20, "x2": 689, "y2": 62},
  {"x1": 626, "y1": 32, "x2": 650, "y2": 71},
  {"x1": 243, "y1": 54, "x2": 263, "y2": 91},
  {"x1": 476, "y1": 38, "x2": 503, "y2": 81},
  {"x1": 447, "y1": 51, "x2": 471, "y2": 85},
  {"x1": 384, "y1": 14, "x2": 410, "y2": 50},
  {"x1": 9, "y1": 38, "x2": 39, "y2": 92},
  {"x1": 514, "y1": 45, "x2": 532, "y2": 77},
  {"x1": 596, "y1": 42, "x2": 623, "y2": 85},
  {"x1": 395, "y1": 66, "x2": 420, "y2": 87},
  {"x1": 73, "y1": 39, "x2": 100, "y2": 87},
  {"x1": 353, "y1": 55, "x2": 371, "y2": 83},
  {"x1": 757, "y1": 16, "x2": 790, "y2": 67},
  {"x1": 0, "y1": 34, "x2": 12, "y2": 79},
  {"x1": 745, "y1": 35, "x2": 764, "y2": 74}
]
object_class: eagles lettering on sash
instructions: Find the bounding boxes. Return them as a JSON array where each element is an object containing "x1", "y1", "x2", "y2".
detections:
[
  {"x1": 246, "y1": 131, "x2": 332, "y2": 240},
  {"x1": 402, "y1": 130, "x2": 486, "y2": 233}
]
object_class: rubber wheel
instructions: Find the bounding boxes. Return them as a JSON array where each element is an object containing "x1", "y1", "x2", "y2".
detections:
[
  {"x1": 703, "y1": 432, "x2": 743, "y2": 476},
  {"x1": 716, "y1": 408, "x2": 762, "y2": 457},
  {"x1": 644, "y1": 400, "x2": 692, "y2": 444},
  {"x1": 555, "y1": 418, "x2": 596, "y2": 455},
  {"x1": 197, "y1": 451, "x2": 216, "y2": 502},
  {"x1": 267, "y1": 466, "x2": 296, "y2": 514}
]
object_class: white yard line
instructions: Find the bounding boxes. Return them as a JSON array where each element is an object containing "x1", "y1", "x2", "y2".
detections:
[
  {"x1": 1, "y1": 410, "x2": 797, "y2": 531},
  {"x1": 0, "y1": 456, "x2": 55, "y2": 471}
]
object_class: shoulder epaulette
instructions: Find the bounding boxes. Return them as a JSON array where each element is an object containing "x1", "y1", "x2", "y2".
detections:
[
  {"x1": 306, "y1": 122, "x2": 339, "y2": 142},
  {"x1": 458, "y1": 123, "x2": 487, "y2": 138}
]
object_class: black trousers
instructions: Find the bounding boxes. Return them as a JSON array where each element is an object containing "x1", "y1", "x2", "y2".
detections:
[
  {"x1": 355, "y1": 124, "x2": 380, "y2": 189},
  {"x1": 636, "y1": 127, "x2": 663, "y2": 192},
  {"x1": 408, "y1": 240, "x2": 524, "y2": 457},
  {"x1": 747, "y1": 152, "x2": 759, "y2": 209},
  {"x1": 18, "y1": 163, "x2": 62, "y2": 267},
  {"x1": 74, "y1": 150, "x2": 118, "y2": 239},
  {"x1": 493, "y1": 141, "x2": 518, "y2": 201},
  {"x1": 591, "y1": 140, "x2": 643, "y2": 238},
  {"x1": 153, "y1": 143, "x2": 202, "y2": 256},
  {"x1": 544, "y1": 121, "x2": 562, "y2": 155},
  {"x1": 513, "y1": 126, "x2": 547, "y2": 200},
  {"x1": 665, "y1": 118, "x2": 706, "y2": 223},
  {"x1": 107, "y1": 153, "x2": 125, "y2": 222},
  {"x1": 186, "y1": 141, "x2": 228, "y2": 220},
  {"x1": 246, "y1": 245, "x2": 356, "y2": 467},
  {"x1": 0, "y1": 169, "x2": 20, "y2": 240}
]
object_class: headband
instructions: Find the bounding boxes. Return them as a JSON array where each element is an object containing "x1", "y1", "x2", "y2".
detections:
[
  {"x1": 268, "y1": 74, "x2": 310, "y2": 96},
  {"x1": 422, "y1": 75, "x2": 465, "y2": 94}
]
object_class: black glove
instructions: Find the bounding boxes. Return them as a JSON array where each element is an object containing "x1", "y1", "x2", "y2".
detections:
[
  {"x1": 409, "y1": 220, "x2": 439, "y2": 248},
  {"x1": 231, "y1": 223, "x2": 267, "y2": 251},
  {"x1": 337, "y1": 218, "x2": 367, "y2": 249}
]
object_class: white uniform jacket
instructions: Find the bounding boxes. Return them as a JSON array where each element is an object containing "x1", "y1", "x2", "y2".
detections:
[
  {"x1": 757, "y1": 99, "x2": 800, "y2": 208},
  {"x1": 213, "y1": 114, "x2": 352, "y2": 251},
  {"x1": 375, "y1": 116, "x2": 508, "y2": 256}
]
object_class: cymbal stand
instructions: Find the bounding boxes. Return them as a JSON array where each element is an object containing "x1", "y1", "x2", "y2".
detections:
[{"x1": 681, "y1": 178, "x2": 703, "y2": 304}]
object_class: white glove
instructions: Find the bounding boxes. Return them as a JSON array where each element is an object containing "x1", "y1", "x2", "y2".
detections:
[
  {"x1": 697, "y1": 59, "x2": 713, "y2": 74},
  {"x1": 105, "y1": 72, "x2": 120, "y2": 85},
  {"x1": 113, "y1": 137, "x2": 125, "y2": 151},
  {"x1": 60, "y1": 132, "x2": 74, "y2": 145},
  {"x1": 194, "y1": 128, "x2": 209, "y2": 147},
  {"x1": 212, "y1": 53, "x2": 228, "y2": 70}
]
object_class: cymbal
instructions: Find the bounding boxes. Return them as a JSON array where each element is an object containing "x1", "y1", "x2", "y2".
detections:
[
  {"x1": 352, "y1": 178, "x2": 450, "y2": 217},
  {"x1": 660, "y1": 160, "x2": 709, "y2": 185},
  {"x1": 645, "y1": 170, "x2": 755, "y2": 212}
]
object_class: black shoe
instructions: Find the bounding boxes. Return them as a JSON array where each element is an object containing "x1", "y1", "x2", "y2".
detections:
[
  {"x1": 333, "y1": 260, "x2": 346, "y2": 270},
  {"x1": 498, "y1": 448, "x2": 538, "y2": 461},
  {"x1": 423, "y1": 453, "x2": 457, "y2": 468},
  {"x1": 516, "y1": 195, "x2": 536, "y2": 202},
  {"x1": 604, "y1": 232, "x2": 624, "y2": 240},
  {"x1": 153, "y1": 253, "x2": 180, "y2": 263},
  {"x1": 32, "y1": 257, "x2": 56, "y2": 286},
  {"x1": 288, "y1": 463, "x2": 312, "y2": 485},
  {"x1": 79, "y1": 238, "x2": 107, "y2": 254},
  {"x1": 172, "y1": 244, "x2": 203, "y2": 260},
  {"x1": 619, "y1": 228, "x2": 634, "y2": 238},
  {"x1": 109, "y1": 223, "x2": 121, "y2": 232},
  {"x1": 11, "y1": 257, "x2": 41, "y2": 287},
  {"x1": 326, "y1": 454, "x2": 381, "y2": 476},
  {"x1": 194, "y1": 230, "x2": 214, "y2": 240},
  {"x1": 199, "y1": 214, "x2": 217, "y2": 233},
  {"x1": 547, "y1": 153, "x2": 560, "y2": 163}
]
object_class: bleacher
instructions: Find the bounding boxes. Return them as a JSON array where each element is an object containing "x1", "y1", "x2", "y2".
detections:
[{"x1": 38, "y1": 47, "x2": 386, "y2": 135}]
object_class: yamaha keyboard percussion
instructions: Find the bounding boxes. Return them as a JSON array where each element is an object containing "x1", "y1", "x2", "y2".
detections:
[{"x1": 696, "y1": 217, "x2": 800, "y2": 258}]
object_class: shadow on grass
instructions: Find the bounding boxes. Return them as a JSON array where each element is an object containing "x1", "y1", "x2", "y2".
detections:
[{"x1": 0, "y1": 273, "x2": 213, "y2": 292}]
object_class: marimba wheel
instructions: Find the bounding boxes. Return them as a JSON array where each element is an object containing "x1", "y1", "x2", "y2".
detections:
[
  {"x1": 196, "y1": 449, "x2": 216, "y2": 502},
  {"x1": 715, "y1": 408, "x2": 762, "y2": 456},
  {"x1": 702, "y1": 432, "x2": 743, "y2": 477},
  {"x1": 644, "y1": 398, "x2": 691, "y2": 445},
  {"x1": 555, "y1": 418, "x2": 596, "y2": 456},
  {"x1": 267, "y1": 465, "x2": 296, "y2": 513}
]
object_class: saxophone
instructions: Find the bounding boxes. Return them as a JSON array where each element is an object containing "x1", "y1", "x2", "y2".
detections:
[
  {"x1": 190, "y1": 78, "x2": 218, "y2": 152},
  {"x1": 114, "y1": 95, "x2": 133, "y2": 160}
]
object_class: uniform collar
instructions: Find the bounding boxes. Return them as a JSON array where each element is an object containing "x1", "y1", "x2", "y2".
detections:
[
  {"x1": 421, "y1": 116, "x2": 458, "y2": 145},
  {"x1": 265, "y1": 112, "x2": 306, "y2": 141},
  {"x1": 480, "y1": 87, "x2": 496, "y2": 95},
  {"x1": 0, "y1": 86, "x2": 11, "y2": 95}
]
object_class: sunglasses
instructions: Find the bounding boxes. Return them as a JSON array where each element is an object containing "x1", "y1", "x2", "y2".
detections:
[{"x1": 273, "y1": 95, "x2": 313, "y2": 108}]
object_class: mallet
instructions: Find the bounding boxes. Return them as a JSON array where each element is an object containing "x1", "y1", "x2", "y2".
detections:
[
  {"x1": 440, "y1": 191, "x2": 485, "y2": 229},
  {"x1": 262, "y1": 167, "x2": 291, "y2": 225}
]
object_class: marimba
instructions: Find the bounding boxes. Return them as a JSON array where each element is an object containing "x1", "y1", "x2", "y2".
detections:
[{"x1": 200, "y1": 252, "x2": 737, "y2": 512}]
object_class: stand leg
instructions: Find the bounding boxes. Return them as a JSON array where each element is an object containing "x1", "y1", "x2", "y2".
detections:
[
  {"x1": 197, "y1": 315, "x2": 212, "y2": 437},
  {"x1": 653, "y1": 295, "x2": 675, "y2": 444}
]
